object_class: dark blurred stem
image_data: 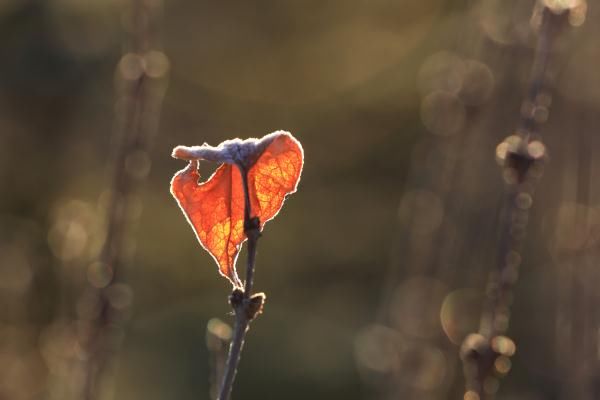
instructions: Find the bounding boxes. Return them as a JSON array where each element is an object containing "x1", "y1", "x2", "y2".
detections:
[
  {"x1": 241, "y1": 169, "x2": 257, "y2": 295},
  {"x1": 489, "y1": 7, "x2": 556, "y2": 330},
  {"x1": 82, "y1": 73, "x2": 145, "y2": 400},
  {"x1": 463, "y1": 5, "x2": 561, "y2": 400},
  {"x1": 81, "y1": 0, "x2": 167, "y2": 398},
  {"x1": 217, "y1": 167, "x2": 261, "y2": 400},
  {"x1": 487, "y1": 6, "x2": 555, "y2": 337},
  {"x1": 521, "y1": 6, "x2": 555, "y2": 133}
]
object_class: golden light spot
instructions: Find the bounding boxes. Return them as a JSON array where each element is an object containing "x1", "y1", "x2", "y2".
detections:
[
  {"x1": 496, "y1": 142, "x2": 510, "y2": 162},
  {"x1": 568, "y1": 2, "x2": 587, "y2": 26},
  {"x1": 119, "y1": 53, "x2": 145, "y2": 81},
  {"x1": 494, "y1": 355, "x2": 512, "y2": 374},
  {"x1": 464, "y1": 390, "x2": 480, "y2": 400},
  {"x1": 47, "y1": 200, "x2": 96, "y2": 262},
  {"x1": 527, "y1": 140, "x2": 546, "y2": 159},
  {"x1": 143, "y1": 50, "x2": 170, "y2": 78},
  {"x1": 441, "y1": 289, "x2": 484, "y2": 344},
  {"x1": 495, "y1": 135, "x2": 521, "y2": 163},
  {"x1": 543, "y1": 0, "x2": 581, "y2": 13},
  {"x1": 207, "y1": 318, "x2": 232, "y2": 342},
  {"x1": 491, "y1": 335, "x2": 516, "y2": 356}
]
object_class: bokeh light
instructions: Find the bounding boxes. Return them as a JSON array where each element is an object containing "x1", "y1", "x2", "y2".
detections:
[
  {"x1": 421, "y1": 91, "x2": 466, "y2": 137},
  {"x1": 441, "y1": 289, "x2": 485, "y2": 345}
]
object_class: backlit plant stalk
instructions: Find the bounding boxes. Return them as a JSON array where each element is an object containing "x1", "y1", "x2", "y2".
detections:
[
  {"x1": 80, "y1": 0, "x2": 169, "y2": 398},
  {"x1": 217, "y1": 170, "x2": 265, "y2": 400},
  {"x1": 460, "y1": 4, "x2": 580, "y2": 399},
  {"x1": 170, "y1": 132, "x2": 303, "y2": 400}
]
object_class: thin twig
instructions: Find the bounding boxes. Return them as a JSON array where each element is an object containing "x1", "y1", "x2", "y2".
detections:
[
  {"x1": 521, "y1": 5, "x2": 556, "y2": 134},
  {"x1": 79, "y1": 0, "x2": 168, "y2": 397},
  {"x1": 217, "y1": 311, "x2": 250, "y2": 400},
  {"x1": 217, "y1": 166, "x2": 263, "y2": 400},
  {"x1": 461, "y1": 5, "x2": 566, "y2": 399},
  {"x1": 240, "y1": 168, "x2": 259, "y2": 296}
]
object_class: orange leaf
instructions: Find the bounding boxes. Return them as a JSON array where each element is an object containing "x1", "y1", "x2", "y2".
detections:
[{"x1": 170, "y1": 131, "x2": 303, "y2": 287}]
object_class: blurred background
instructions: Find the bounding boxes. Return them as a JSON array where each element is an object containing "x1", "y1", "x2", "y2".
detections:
[{"x1": 0, "y1": 0, "x2": 597, "y2": 399}]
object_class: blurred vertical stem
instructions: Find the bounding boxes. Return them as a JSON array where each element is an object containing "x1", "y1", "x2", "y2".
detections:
[
  {"x1": 461, "y1": 5, "x2": 569, "y2": 399},
  {"x1": 206, "y1": 319, "x2": 233, "y2": 399},
  {"x1": 80, "y1": 0, "x2": 169, "y2": 398},
  {"x1": 217, "y1": 167, "x2": 264, "y2": 400}
]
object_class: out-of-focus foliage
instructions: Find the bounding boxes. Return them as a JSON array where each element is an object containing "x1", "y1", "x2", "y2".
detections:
[{"x1": 0, "y1": 0, "x2": 598, "y2": 399}]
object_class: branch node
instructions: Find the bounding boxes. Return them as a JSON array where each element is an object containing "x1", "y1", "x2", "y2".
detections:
[
  {"x1": 246, "y1": 293, "x2": 266, "y2": 321},
  {"x1": 229, "y1": 289, "x2": 265, "y2": 321},
  {"x1": 229, "y1": 288, "x2": 245, "y2": 309},
  {"x1": 244, "y1": 217, "x2": 261, "y2": 238}
]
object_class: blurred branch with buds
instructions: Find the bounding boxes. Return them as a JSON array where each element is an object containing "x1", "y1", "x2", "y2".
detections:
[
  {"x1": 461, "y1": 3, "x2": 585, "y2": 399},
  {"x1": 79, "y1": 0, "x2": 169, "y2": 398}
]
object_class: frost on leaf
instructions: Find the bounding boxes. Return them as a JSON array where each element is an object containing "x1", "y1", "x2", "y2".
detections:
[{"x1": 170, "y1": 131, "x2": 304, "y2": 287}]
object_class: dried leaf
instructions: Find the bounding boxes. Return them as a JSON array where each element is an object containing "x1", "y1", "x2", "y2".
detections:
[{"x1": 170, "y1": 131, "x2": 303, "y2": 286}]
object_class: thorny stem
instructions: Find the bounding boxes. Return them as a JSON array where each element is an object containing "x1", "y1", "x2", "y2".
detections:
[{"x1": 217, "y1": 167, "x2": 262, "y2": 400}]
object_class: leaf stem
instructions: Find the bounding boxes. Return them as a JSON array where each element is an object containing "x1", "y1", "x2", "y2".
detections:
[
  {"x1": 239, "y1": 167, "x2": 259, "y2": 295},
  {"x1": 244, "y1": 227, "x2": 258, "y2": 297},
  {"x1": 217, "y1": 167, "x2": 262, "y2": 400}
]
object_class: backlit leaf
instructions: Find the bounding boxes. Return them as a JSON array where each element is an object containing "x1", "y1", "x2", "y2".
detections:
[{"x1": 170, "y1": 131, "x2": 303, "y2": 286}]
